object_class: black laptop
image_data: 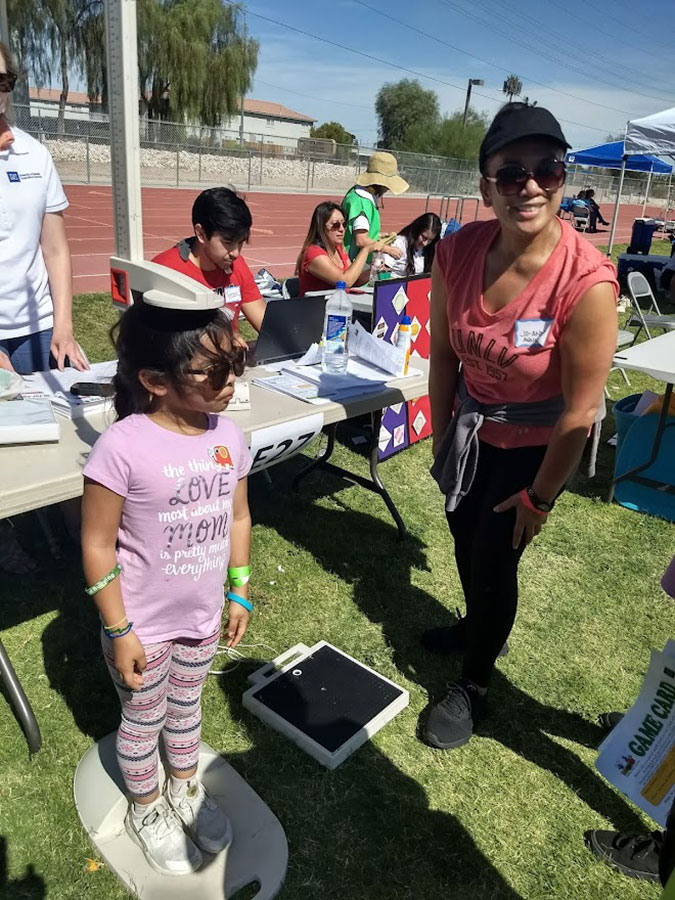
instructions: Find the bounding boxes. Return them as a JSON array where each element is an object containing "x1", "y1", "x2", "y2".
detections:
[{"x1": 247, "y1": 297, "x2": 327, "y2": 367}]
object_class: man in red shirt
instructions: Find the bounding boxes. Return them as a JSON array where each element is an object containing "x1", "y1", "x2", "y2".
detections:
[{"x1": 152, "y1": 187, "x2": 267, "y2": 342}]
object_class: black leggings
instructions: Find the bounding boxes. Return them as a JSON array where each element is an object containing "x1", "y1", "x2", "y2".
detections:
[{"x1": 446, "y1": 440, "x2": 547, "y2": 688}]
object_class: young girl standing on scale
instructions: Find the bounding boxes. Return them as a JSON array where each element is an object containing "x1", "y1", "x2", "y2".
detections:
[{"x1": 81, "y1": 298, "x2": 252, "y2": 875}]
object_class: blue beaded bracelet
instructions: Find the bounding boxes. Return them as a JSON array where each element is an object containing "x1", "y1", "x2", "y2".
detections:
[
  {"x1": 226, "y1": 590, "x2": 253, "y2": 613},
  {"x1": 105, "y1": 621, "x2": 134, "y2": 639}
]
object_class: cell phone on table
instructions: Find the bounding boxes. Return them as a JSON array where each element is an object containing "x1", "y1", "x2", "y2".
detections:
[{"x1": 70, "y1": 381, "x2": 115, "y2": 398}]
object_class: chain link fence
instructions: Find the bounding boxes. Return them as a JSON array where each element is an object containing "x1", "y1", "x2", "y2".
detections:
[{"x1": 13, "y1": 104, "x2": 673, "y2": 211}]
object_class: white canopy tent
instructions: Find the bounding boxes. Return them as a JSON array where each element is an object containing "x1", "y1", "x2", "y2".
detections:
[{"x1": 607, "y1": 107, "x2": 675, "y2": 256}]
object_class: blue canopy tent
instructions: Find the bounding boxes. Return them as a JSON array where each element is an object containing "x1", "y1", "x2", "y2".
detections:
[
  {"x1": 566, "y1": 141, "x2": 672, "y2": 174},
  {"x1": 566, "y1": 140, "x2": 673, "y2": 254}
]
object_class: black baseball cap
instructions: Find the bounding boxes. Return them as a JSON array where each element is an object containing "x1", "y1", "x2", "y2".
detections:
[{"x1": 479, "y1": 104, "x2": 570, "y2": 174}]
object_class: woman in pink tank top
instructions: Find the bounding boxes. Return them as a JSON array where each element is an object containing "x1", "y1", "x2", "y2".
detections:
[{"x1": 422, "y1": 103, "x2": 619, "y2": 751}]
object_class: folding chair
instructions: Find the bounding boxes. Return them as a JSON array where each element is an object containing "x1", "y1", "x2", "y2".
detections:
[
  {"x1": 627, "y1": 270, "x2": 675, "y2": 340},
  {"x1": 605, "y1": 328, "x2": 635, "y2": 397},
  {"x1": 572, "y1": 205, "x2": 590, "y2": 232}
]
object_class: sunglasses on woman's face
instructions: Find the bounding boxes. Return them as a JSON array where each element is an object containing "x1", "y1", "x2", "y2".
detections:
[
  {"x1": 485, "y1": 159, "x2": 566, "y2": 197},
  {"x1": 328, "y1": 220, "x2": 346, "y2": 231},
  {"x1": 186, "y1": 350, "x2": 246, "y2": 390},
  {"x1": 0, "y1": 73, "x2": 17, "y2": 94}
]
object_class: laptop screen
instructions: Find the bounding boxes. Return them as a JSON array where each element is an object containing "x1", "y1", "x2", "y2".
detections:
[{"x1": 251, "y1": 297, "x2": 327, "y2": 366}]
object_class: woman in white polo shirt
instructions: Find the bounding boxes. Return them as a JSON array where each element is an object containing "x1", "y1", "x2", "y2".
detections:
[{"x1": 0, "y1": 42, "x2": 86, "y2": 375}]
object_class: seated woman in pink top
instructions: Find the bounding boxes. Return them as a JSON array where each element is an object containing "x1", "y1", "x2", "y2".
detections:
[
  {"x1": 422, "y1": 103, "x2": 619, "y2": 750},
  {"x1": 296, "y1": 201, "x2": 384, "y2": 295}
]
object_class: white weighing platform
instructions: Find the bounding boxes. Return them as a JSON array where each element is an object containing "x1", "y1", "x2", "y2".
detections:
[
  {"x1": 74, "y1": 733, "x2": 288, "y2": 900},
  {"x1": 243, "y1": 642, "x2": 409, "y2": 770}
]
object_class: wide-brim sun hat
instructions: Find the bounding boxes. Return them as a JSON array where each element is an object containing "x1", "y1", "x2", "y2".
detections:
[{"x1": 355, "y1": 151, "x2": 409, "y2": 195}]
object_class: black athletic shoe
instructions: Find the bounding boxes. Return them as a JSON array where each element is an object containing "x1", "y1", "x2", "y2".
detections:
[
  {"x1": 421, "y1": 614, "x2": 508, "y2": 658},
  {"x1": 598, "y1": 711, "x2": 624, "y2": 733},
  {"x1": 424, "y1": 680, "x2": 487, "y2": 750},
  {"x1": 584, "y1": 829, "x2": 663, "y2": 881}
]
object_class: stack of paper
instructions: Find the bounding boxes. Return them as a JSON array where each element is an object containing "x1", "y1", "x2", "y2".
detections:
[
  {"x1": 253, "y1": 358, "x2": 420, "y2": 405},
  {"x1": 0, "y1": 399, "x2": 60, "y2": 444},
  {"x1": 21, "y1": 361, "x2": 117, "y2": 419}
]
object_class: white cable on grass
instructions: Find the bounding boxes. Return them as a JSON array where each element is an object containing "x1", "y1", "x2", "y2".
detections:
[{"x1": 210, "y1": 642, "x2": 279, "y2": 676}]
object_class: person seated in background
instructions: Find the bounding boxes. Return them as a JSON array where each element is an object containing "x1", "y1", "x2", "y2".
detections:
[
  {"x1": 383, "y1": 212, "x2": 442, "y2": 278},
  {"x1": 152, "y1": 187, "x2": 267, "y2": 342},
  {"x1": 584, "y1": 189, "x2": 609, "y2": 232},
  {"x1": 342, "y1": 151, "x2": 409, "y2": 262},
  {"x1": 296, "y1": 201, "x2": 385, "y2": 295}
]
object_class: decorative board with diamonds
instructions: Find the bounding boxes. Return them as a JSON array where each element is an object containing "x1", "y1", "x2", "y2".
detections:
[{"x1": 372, "y1": 274, "x2": 432, "y2": 461}]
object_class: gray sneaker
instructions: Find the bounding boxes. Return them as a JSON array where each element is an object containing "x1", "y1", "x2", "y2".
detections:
[
  {"x1": 125, "y1": 796, "x2": 202, "y2": 875},
  {"x1": 167, "y1": 779, "x2": 233, "y2": 855}
]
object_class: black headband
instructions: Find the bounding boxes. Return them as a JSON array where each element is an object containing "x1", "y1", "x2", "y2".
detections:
[{"x1": 137, "y1": 299, "x2": 223, "y2": 333}]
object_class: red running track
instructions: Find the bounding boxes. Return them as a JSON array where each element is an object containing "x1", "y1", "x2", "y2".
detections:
[{"x1": 64, "y1": 184, "x2": 669, "y2": 295}]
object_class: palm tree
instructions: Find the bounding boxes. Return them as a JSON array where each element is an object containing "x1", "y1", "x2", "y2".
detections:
[{"x1": 502, "y1": 75, "x2": 523, "y2": 103}]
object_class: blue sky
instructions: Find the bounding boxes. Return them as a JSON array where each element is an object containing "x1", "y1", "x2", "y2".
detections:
[{"x1": 246, "y1": 0, "x2": 675, "y2": 150}]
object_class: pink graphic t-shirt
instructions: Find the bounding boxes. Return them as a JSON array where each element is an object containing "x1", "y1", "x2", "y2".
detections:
[
  {"x1": 435, "y1": 218, "x2": 618, "y2": 448},
  {"x1": 83, "y1": 413, "x2": 252, "y2": 643}
]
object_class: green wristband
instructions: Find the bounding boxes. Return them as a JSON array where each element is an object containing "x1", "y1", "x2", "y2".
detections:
[
  {"x1": 85, "y1": 564, "x2": 122, "y2": 596},
  {"x1": 228, "y1": 564, "x2": 251, "y2": 587}
]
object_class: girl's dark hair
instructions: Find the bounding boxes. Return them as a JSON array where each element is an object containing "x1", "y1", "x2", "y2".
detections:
[
  {"x1": 295, "y1": 202, "x2": 344, "y2": 275},
  {"x1": 397, "y1": 212, "x2": 442, "y2": 275},
  {"x1": 110, "y1": 302, "x2": 244, "y2": 420},
  {"x1": 191, "y1": 187, "x2": 252, "y2": 241}
]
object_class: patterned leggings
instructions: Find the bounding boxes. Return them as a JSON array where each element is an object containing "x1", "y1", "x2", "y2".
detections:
[{"x1": 102, "y1": 629, "x2": 220, "y2": 798}]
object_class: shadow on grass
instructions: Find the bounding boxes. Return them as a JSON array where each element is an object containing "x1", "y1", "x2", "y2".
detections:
[
  {"x1": 249, "y1": 463, "x2": 647, "y2": 835},
  {"x1": 216, "y1": 659, "x2": 527, "y2": 900},
  {"x1": 0, "y1": 512, "x2": 120, "y2": 744},
  {"x1": 0, "y1": 836, "x2": 45, "y2": 898}
]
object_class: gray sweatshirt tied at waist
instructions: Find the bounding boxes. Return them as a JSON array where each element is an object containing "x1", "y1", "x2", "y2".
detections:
[{"x1": 430, "y1": 375, "x2": 565, "y2": 512}]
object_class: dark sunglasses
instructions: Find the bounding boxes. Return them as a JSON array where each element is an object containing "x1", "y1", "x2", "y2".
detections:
[
  {"x1": 485, "y1": 159, "x2": 566, "y2": 196},
  {"x1": 0, "y1": 73, "x2": 17, "y2": 93},
  {"x1": 328, "y1": 220, "x2": 346, "y2": 231},
  {"x1": 185, "y1": 350, "x2": 246, "y2": 390}
]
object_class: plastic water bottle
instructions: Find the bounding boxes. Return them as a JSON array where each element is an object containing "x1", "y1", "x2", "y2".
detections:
[
  {"x1": 396, "y1": 315, "x2": 412, "y2": 375},
  {"x1": 321, "y1": 281, "x2": 352, "y2": 373}
]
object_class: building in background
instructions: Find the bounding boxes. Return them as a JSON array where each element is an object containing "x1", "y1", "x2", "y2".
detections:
[
  {"x1": 25, "y1": 87, "x2": 313, "y2": 150},
  {"x1": 231, "y1": 99, "x2": 315, "y2": 150}
]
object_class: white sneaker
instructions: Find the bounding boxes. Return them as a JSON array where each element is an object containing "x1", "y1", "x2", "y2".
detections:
[
  {"x1": 125, "y1": 796, "x2": 202, "y2": 875},
  {"x1": 167, "y1": 779, "x2": 233, "y2": 855}
]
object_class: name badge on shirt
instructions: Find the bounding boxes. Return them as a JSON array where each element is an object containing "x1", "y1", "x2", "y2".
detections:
[
  {"x1": 515, "y1": 318, "x2": 553, "y2": 348},
  {"x1": 224, "y1": 285, "x2": 241, "y2": 306}
]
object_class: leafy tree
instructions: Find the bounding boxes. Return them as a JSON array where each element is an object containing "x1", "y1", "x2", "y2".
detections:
[
  {"x1": 502, "y1": 74, "x2": 522, "y2": 103},
  {"x1": 311, "y1": 121, "x2": 355, "y2": 144},
  {"x1": 403, "y1": 107, "x2": 487, "y2": 160},
  {"x1": 9, "y1": 0, "x2": 258, "y2": 128},
  {"x1": 9, "y1": 0, "x2": 98, "y2": 133},
  {"x1": 375, "y1": 78, "x2": 439, "y2": 150}
]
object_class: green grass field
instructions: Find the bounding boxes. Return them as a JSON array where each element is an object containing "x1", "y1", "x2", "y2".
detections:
[{"x1": 0, "y1": 287, "x2": 673, "y2": 899}]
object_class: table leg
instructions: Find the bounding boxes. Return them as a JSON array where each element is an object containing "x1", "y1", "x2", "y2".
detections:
[
  {"x1": 608, "y1": 381, "x2": 674, "y2": 503},
  {"x1": 0, "y1": 637, "x2": 42, "y2": 754},
  {"x1": 293, "y1": 411, "x2": 407, "y2": 540}
]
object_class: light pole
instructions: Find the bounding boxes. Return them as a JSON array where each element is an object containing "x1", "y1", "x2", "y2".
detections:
[{"x1": 462, "y1": 78, "x2": 484, "y2": 127}]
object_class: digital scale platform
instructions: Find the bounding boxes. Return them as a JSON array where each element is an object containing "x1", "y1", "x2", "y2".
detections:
[{"x1": 243, "y1": 642, "x2": 409, "y2": 769}]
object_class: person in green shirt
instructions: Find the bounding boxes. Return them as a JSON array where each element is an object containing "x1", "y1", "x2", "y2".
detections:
[{"x1": 342, "y1": 151, "x2": 409, "y2": 261}]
